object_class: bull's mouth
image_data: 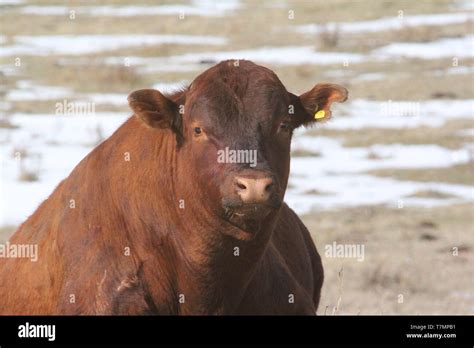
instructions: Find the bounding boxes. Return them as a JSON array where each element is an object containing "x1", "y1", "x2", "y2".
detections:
[{"x1": 222, "y1": 203, "x2": 275, "y2": 240}]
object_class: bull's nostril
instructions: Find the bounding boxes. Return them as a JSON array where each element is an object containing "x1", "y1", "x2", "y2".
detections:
[
  {"x1": 265, "y1": 183, "x2": 274, "y2": 192},
  {"x1": 236, "y1": 182, "x2": 247, "y2": 190}
]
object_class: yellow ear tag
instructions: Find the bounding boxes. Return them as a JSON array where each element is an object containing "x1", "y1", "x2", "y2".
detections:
[{"x1": 314, "y1": 110, "x2": 325, "y2": 120}]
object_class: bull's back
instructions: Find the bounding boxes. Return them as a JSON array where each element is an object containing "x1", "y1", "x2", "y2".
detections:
[
  {"x1": 0, "y1": 181, "x2": 68, "y2": 314},
  {"x1": 0, "y1": 118, "x2": 164, "y2": 315}
]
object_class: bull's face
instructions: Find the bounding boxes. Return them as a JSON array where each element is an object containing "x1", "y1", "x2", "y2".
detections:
[{"x1": 128, "y1": 60, "x2": 347, "y2": 240}]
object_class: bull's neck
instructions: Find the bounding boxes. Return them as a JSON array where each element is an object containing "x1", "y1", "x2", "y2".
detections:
[{"x1": 173, "y1": 194, "x2": 277, "y2": 314}]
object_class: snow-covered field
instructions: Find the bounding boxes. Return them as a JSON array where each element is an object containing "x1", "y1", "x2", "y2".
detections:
[
  {"x1": 325, "y1": 99, "x2": 474, "y2": 129},
  {"x1": 0, "y1": 97, "x2": 472, "y2": 225},
  {"x1": 1, "y1": 0, "x2": 474, "y2": 316},
  {"x1": 288, "y1": 131, "x2": 473, "y2": 214}
]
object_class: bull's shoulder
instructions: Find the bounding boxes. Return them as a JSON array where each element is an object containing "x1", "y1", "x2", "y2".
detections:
[
  {"x1": 277, "y1": 202, "x2": 305, "y2": 228},
  {"x1": 271, "y1": 203, "x2": 312, "y2": 264},
  {"x1": 273, "y1": 202, "x2": 314, "y2": 246},
  {"x1": 271, "y1": 202, "x2": 324, "y2": 308}
]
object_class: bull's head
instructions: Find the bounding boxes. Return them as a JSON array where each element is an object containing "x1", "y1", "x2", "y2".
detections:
[{"x1": 128, "y1": 60, "x2": 347, "y2": 241}]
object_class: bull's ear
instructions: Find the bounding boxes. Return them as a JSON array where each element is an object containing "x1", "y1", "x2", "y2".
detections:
[
  {"x1": 128, "y1": 89, "x2": 181, "y2": 130},
  {"x1": 291, "y1": 83, "x2": 348, "y2": 127}
]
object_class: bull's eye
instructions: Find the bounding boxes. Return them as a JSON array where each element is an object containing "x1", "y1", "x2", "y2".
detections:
[
  {"x1": 194, "y1": 127, "x2": 202, "y2": 135},
  {"x1": 279, "y1": 122, "x2": 292, "y2": 132}
]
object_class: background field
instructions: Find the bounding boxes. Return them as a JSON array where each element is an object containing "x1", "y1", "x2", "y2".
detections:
[{"x1": 0, "y1": 0, "x2": 473, "y2": 314}]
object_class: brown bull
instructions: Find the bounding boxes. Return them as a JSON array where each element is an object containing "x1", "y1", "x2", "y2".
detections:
[{"x1": 0, "y1": 60, "x2": 347, "y2": 315}]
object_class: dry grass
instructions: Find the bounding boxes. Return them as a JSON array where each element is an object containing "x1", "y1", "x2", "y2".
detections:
[
  {"x1": 302, "y1": 203, "x2": 474, "y2": 314},
  {"x1": 317, "y1": 25, "x2": 341, "y2": 49},
  {"x1": 351, "y1": 71, "x2": 474, "y2": 100},
  {"x1": 407, "y1": 189, "x2": 459, "y2": 199},
  {"x1": 336, "y1": 22, "x2": 474, "y2": 53},
  {"x1": 304, "y1": 188, "x2": 331, "y2": 195},
  {"x1": 275, "y1": 57, "x2": 474, "y2": 99},
  {"x1": 21, "y1": 58, "x2": 144, "y2": 93},
  {"x1": 1, "y1": 0, "x2": 471, "y2": 99},
  {"x1": 18, "y1": 169, "x2": 39, "y2": 182},
  {"x1": 291, "y1": 149, "x2": 322, "y2": 157},
  {"x1": 11, "y1": 146, "x2": 29, "y2": 159},
  {"x1": 0, "y1": 118, "x2": 19, "y2": 129}
]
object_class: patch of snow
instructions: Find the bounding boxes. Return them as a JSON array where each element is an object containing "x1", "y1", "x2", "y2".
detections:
[
  {"x1": 0, "y1": 113, "x2": 129, "y2": 225},
  {"x1": 453, "y1": 1, "x2": 474, "y2": 11},
  {"x1": 286, "y1": 134, "x2": 473, "y2": 213},
  {"x1": 78, "y1": 93, "x2": 128, "y2": 106},
  {"x1": 326, "y1": 99, "x2": 474, "y2": 130},
  {"x1": 0, "y1": 64, "x2": 18, "y2": 76},
  {"x1": 17, "y1": 1, "x2": 240, "y2": 17},
  {"x1": 3, "y1": 80, "x2": 188, "y2": 107},
  {"x1": 286, "y1": 173, "x2": 472, "y2": 215},
  {"x1": 322, "y1": 69, "x2": 349, "y2": 78},
  {"x1": 165, "y1": 46, "x2": 364, "y2": 65},
  {"x1": 296, "y1": 12, "x2": 474, "y2": 34},
  {"x1": 374, "y1": 35, "x2": 474, "y2": 59},
  {"x1": 456, "y1": 128, "x2": 474, "y2": 136},
  {"x1": 152, "y1": 80, "x2": 189, "y2": 94},
  {"x1": 110, "y1": 46, "x2": 365, "y2": 74},
  {"x1": 292, "y1": 135, "x2": 470, "y2": 172},
  {"x1": 0, "y1": 34, "x2": 227, "y2": 57},
  {"x1": 6, "y1": 81, "x2": 73, "y2": 101},
  {"x1": 433, "y1": 65, "x2": 474, "y2": 76},
  {"x1": 0, "y1": 0, "x2": 25, "y2": 5},
  {"x1": 354, "y1": 72, "x2": 386, "y2": 81},
  {"x1": 0, "y1": 101, "x2": 10, "y2": 111}
]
